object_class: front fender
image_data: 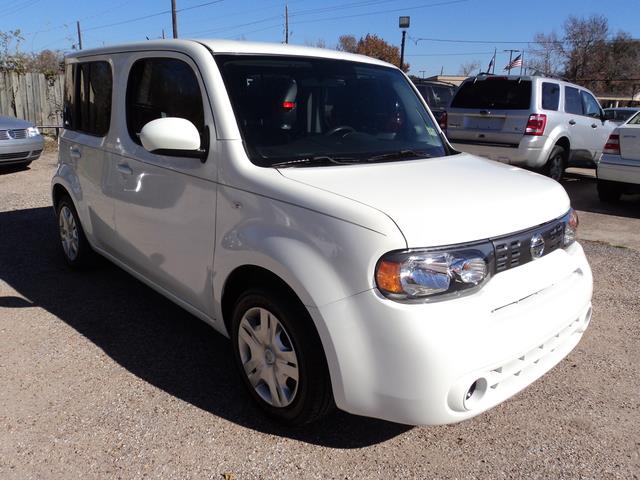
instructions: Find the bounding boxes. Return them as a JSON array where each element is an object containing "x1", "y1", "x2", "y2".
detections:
[{"x1": 212, "y1": 184, "x2": 406, "y2": 314}]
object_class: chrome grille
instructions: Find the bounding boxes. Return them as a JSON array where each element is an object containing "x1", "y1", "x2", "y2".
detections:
[{"x1": 0, "y1": 129, "x2": 28, "y2": 140}]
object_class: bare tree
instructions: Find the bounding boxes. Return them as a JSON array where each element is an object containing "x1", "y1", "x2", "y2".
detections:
[
  {"x1": 459, "y1": 60, "x2": 480, "y2": 76},
  {"x1": 336, "y1": 35, "x2": 357, "y2": 53},
  {"x1": 528, "y1": 31, "x2": 563, "y2": 76}
]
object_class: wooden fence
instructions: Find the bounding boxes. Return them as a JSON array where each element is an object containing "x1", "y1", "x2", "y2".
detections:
[{"x1": 0, "y1": 72, "x2": 64, "y2": 130}]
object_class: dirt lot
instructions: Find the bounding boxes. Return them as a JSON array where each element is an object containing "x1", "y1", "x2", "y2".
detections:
[{"x1": 1, "y1": 153, "x2": 639, "y2": 479}]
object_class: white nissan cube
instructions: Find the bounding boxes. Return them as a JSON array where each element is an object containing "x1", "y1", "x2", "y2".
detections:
[{"x1": 52, "y1": 40, "x2": 592, "y2": 426}]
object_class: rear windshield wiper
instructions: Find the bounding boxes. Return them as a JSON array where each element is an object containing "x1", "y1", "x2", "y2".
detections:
[
  {"x1": 270, "y1": 155, "x2": 356, "y2": 168},
  {"x1": 366, "y1": 150, "x2": 432, "y2": 162}
]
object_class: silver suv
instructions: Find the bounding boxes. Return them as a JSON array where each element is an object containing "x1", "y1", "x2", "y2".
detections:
[{"x1": 447, "y1": 75, "x2": 614, "y2": 181}]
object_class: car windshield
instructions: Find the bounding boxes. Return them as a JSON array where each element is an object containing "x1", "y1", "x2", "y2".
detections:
[{"x1": 215, "y1": 55, "x2": 447, "y2": 167}]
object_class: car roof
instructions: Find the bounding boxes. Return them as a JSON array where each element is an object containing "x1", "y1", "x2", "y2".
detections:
[
  {"x1": 65, "y1": 38, "x2": 396, "y2": 69},
  {"x1": 463, "y1": 74, "x2": 594, "y2": 91}
]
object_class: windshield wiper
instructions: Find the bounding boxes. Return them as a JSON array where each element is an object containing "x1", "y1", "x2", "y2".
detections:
[
  {"x1": 270, "y1": 155, "x2": 356, "y2": 168},
  {"x1": 366, "y1": 150, "x2": 432, "y2": 162}
]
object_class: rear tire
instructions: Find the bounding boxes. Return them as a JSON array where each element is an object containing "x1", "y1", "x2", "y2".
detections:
[
  {"x1": 55, "y1": 195, "x2": 96, "y2": 268},
  {"x1": 542, "y1": 145, "x2": 566, "y2": 182},
  {"x1": 597, "y1": 180, "x2": 622, "y2": 203},
  {"x1": 230, "y1": 288, "x2": 334, "y2": 425}
]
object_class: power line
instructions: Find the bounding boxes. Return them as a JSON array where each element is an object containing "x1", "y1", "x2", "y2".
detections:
[
  {"x1": 188, "y1": 0, "x2": 468, "y2": 38},
  {"x1": 410, "y1": 35, "x2": 640, "y2": 45}
]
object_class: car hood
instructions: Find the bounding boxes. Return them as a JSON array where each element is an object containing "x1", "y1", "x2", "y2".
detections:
[
  {"x1": 0, "y1": 115, "x2": 33, "y2": 129},
  {"x1": 277, "y1": 153, "x2": 570, "y2": 247}
]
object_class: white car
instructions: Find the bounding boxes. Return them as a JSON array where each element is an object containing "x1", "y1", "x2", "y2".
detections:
[
  {"x1": 0, "y1": 115, "x2": 44, "y2": 168},
  {"x1": 51, "y1": 40, "x2": 593, "y2": 426},
  {"x1": 598, "y1": 111, "x2": 640, "y2": 202}
]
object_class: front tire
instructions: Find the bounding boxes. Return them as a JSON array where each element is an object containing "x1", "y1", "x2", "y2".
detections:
[
  {"x1": 542, "y1": 145, "x2": 566, "y2": 182},
  {"x1": 56, "y1": 195, "x2": 95, "y2": 268},
  {"x1": 230, "y1": 288, "x2": 334, "y2": 425},
  {"x1": 597, "y1": 179, "x2": 622, "y2": 203}
]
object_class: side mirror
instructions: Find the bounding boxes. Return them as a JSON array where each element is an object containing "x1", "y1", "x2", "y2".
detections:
[{"x1": 140, "y1": 117, "x2": 207, "y2": 160}]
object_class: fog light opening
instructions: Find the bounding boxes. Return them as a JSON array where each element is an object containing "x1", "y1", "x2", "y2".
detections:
[{"x1": 463, "y1": 378, "x2": 488, "y2": 411}]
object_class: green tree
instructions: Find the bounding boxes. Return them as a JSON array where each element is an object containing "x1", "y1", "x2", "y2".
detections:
[{"x1": 337, "y1": 33, "x2": 409, "y2": 72}]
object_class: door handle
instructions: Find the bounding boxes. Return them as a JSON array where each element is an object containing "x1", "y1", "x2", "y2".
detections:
[
  {"x1": 69, "y1": 146, "x2": 82, "y2": 159},
  {"x1": 116, "y1": 163, "x2": 133, "y2": 175},
  {"x1": 569, "y1": 120, "x2": 576, "y2": 125}
]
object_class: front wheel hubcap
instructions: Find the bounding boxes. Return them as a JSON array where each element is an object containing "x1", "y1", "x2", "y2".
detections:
[
  {"x1": 237, "y1": 307, "x2": 299, "y2": 408},
  {"x1": 59, "y1": 205, "x2": 79, "y2": 261}
]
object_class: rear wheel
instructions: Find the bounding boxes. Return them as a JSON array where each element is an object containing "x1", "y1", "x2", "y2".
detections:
[
  {"x1": 542, "y1": 145, "x2": 566, "y2": 182},
  {"x1": 56, "y1": 195, "x2": 95, "y2": 268},
  {"x1": 231, "y1": 288, "x2": 334, "y2": 425},
  {"x1": 597, "y1": 179, "x2": 622, "y2": 203}
]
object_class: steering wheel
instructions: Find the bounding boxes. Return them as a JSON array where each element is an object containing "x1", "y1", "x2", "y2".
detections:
[{"x1": 325, "y1": 125, "x2": 356, "y2": 137}]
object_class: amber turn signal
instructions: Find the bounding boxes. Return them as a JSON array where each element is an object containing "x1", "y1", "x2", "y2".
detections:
[{"x1": 376, "y1": 260, "x2": 403, "y2": 294}]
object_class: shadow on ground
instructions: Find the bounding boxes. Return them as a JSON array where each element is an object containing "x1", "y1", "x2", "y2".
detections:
[
  {"x1": 0, "y1": 206, "x2": 410, "y2": 448},
  {"x1": 0, "y1": 164, "x2": 31, "y2": 176},
  {"x1": 563, "y1": 170, "x2": 640, "y2": 219}
]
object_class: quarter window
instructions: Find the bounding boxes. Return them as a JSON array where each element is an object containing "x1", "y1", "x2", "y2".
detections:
[
  {"x1": 126, "y1": 58, "x2": 205, "y2": 146},
  {"x1": 541, "y1": 82, "x2": 559, "y2": 111},
  {"x1": 564, "y1": 87, "x2": 582, "y2": 115}
]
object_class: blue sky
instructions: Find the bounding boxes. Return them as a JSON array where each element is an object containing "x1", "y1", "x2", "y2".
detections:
[{"x1": 2, "y1": 0, "x2": 638, "y2": 77}]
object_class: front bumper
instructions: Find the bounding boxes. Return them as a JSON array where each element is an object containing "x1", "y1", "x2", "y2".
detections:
[
  {"x1": 0, "y1": 136, "x2": 45, "y2": 165},
  {"x1": 310, "y1": 242, "x2": 592, "y2": 425}
]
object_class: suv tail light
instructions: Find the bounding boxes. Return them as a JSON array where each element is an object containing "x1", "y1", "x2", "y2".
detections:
[
  {"x1": 603, "y1": 134, "x2": 620, "y2": 155},
  {"x1": 524, "y1": 114, "x2": 547, "y2": 136},
  {"x1": 439, "y1": 111, "x2": 448, "y2": 131}
]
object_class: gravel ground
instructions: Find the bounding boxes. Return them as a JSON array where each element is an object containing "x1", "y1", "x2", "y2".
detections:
[{"x1": 1, "y1": 153, "x2": 639, "y2": 479}]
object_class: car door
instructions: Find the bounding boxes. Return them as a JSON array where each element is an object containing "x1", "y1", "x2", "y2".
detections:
[
  {"x1": 109, "y1": 53, "x2": 217, "y2": 316},
  {"x1": 60, "y1": 59, "x2": 119, "y2": 253},
  {"x1": 580, "y1": 90, "x2": 611, "y2": 161}
]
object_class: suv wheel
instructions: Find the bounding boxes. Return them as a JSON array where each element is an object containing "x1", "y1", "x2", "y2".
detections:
[
  {"x1": 543, "y1": 145, "x2": 566, "y2": 182},
  {"x1": 56, "y1": 196, "x2": 95, "y2": 267},
  {"x1": 597, "y1": 179, "x2": 622, "y2": 203},
  {"x1": 231, "y1": 288, "x2": 334, "y2": 425}
]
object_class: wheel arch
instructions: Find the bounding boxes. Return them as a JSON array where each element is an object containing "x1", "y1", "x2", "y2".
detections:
[
  {"x1": 554, "y1": 136, "x2": 571, "y2": 159},
  {"x1": 221, "y1": 264, "x2": 312, "y2": 337}
]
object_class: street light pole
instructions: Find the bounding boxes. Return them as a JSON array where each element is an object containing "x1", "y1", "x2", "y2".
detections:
[{"x1": 399, "y1": 16, "x2": 410, "y2": 71}]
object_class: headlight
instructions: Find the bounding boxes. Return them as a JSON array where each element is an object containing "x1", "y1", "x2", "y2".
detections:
[
  {"x1": 375, "y1": 243, "x2": 493, "y2": 301},
  {"x1": 563, "y1": 208, "x2": 579, "y2": 247},
  {"x1": 27, "y1": 127, "x2": 40, "y2": 137}
]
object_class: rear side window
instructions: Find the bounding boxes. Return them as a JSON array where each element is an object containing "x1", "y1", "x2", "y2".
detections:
[
  {"x1": 541, "y1": 82, "x2": 560, "y2": 111},
  {"x1": 564, "y1": 87, "x2": 582, "y2": 115},
  {"x1": 64, "y1": 61, "x2": 112, "y2": 136},
  {"x1": 126, "y1": 58, "x2": 205, "y2": 145},
  {"x1": 581, "y1": 91, "x2": 601, "y2": 118},
  {"x1": 451, "y1": 79, "x2": 531, "y2": 110}
]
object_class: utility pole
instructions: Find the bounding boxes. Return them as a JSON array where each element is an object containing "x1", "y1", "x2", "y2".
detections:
[
  {"x1": 504, "y1": 49, "x2": 519, "y2": 75},
  {"x1": 171, "y1": 0, "x2": 178, "y2": 39},
  {"x1": 162, "y1": 28, "x2": 165, "y2": 39},
  {"x1": 284, "y1": 3, "x2": 289, "y2": 44},
  {"x1": 419, "y1": 70, "x2": 426, "y2": 79},
  {"x1": 76, "y1": 21, "x2": 83, "y2": 50}
]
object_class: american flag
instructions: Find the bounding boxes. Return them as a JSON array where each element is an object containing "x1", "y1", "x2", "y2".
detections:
[{"x1": 504, "y1": 54, "x2": 523, "y2": 71}]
